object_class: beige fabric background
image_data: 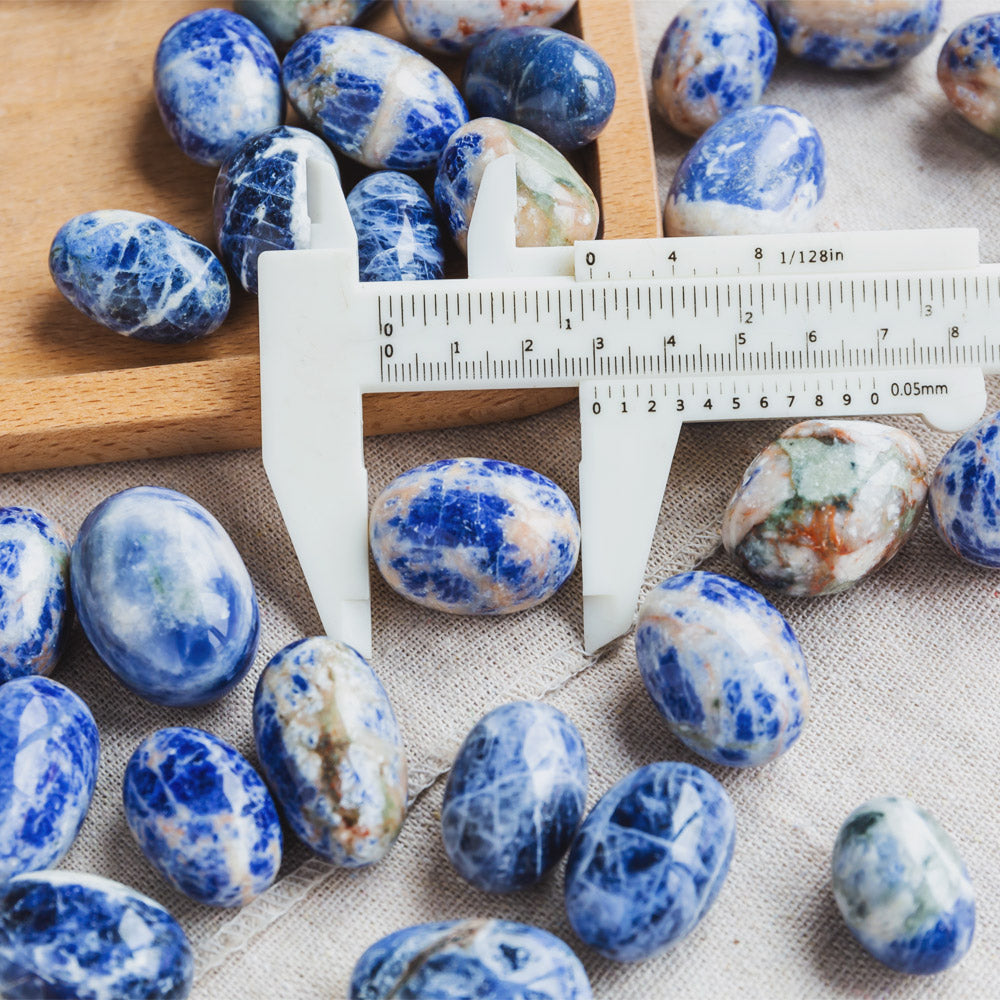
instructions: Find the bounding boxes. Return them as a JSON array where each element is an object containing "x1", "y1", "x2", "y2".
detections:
[{"x1": 4, "y1": 1, "x2": 1000, "y2": 996}]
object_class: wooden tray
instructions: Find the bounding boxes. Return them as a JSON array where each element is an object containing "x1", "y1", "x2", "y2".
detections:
[{"x1": 0, "y1": 0, "x2": 660, "y2": 474}]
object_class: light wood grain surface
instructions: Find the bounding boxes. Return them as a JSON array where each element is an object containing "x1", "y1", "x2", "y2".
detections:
[{"x1": 0, "y1": 0, "x2": 659, "y2": 473}]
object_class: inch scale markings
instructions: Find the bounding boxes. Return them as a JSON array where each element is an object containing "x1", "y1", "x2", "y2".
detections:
[{"x1": 259, "y1": 157, "x2": 995, "y2": 657}]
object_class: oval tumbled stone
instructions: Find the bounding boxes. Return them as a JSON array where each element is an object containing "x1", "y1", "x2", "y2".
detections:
[
  {"x1": 722, "y1": 419, "x2": 928, "y2": 596},
  {"x1": 0, "y1": 871, "x2": 193, "y2": 999},
  {"x1": 636, "y1": 571, "x2": 810, "y2": 767},
  {"x1": 937, "y1": 13, "x2": 1000, "y2": 139},
  {"x1": 832, "y1": 796, "x2": 975, "y2": 974},
  {"x1": 350, "y1": 919, "x2": 592, "y2": 1000},
  {"x1": 71, "y1": 486, "x2": 259, "y2": 706},
  {"x1": 442, "y1": 701, "x2": 587, "y2": 892},
  {"x1": 0, "y1": 676, "x2": 100, "y2": 884},
  {"x1": 235, "y1": 0, "x2": 378, "y2": 51},
  {"x1": 282, "y1": 26, "x2": 468, "y2": 170},
  {"x1": 565, "y1": 761, "x2": 735, "y2": 961},
  {"x1": 253, "y1": 637, "x2": 407, "y2": 867},
  {"x1": 369, "y1": 457, "x2": 580, "y2": 615},
  {"x1": 49, "y1": 211, "x2": 230, "y2": 343},
  {"x1": 123, "y1": 726, "x2": 282, "y2": 907},
  {"x1": 664, "y1": 104, "x2": 825, "y2": 237},
  {"x1": 0, "y1": 507, "x2": 71, "y2": 683}
]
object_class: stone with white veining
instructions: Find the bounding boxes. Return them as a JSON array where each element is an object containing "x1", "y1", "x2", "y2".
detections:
[{"x1": 938, "y1": 14, "x2": 1000, "y2": 140}]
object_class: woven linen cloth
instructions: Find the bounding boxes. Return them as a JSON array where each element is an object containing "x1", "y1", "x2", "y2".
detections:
[{"x1": 3, "y1": 1, "x2": 999, "y2": 996}]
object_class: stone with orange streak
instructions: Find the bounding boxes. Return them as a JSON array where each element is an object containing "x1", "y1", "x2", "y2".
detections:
[
  {"x1": 937, "y1": 13, "x2": 1000, "y2": 139},
  {"x1": 234, "y1": 0, "x2": 378, "y2": 51}
]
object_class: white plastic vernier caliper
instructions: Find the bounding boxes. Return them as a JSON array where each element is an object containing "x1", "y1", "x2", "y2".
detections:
[{"x1": 258, "y1": 155, "x2": 997, "y2": 658}]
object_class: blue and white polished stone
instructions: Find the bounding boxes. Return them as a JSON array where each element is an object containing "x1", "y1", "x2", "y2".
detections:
[
  {"x1": 123, "y1": 727, "x2": 282, "y2": 908},
  {"x1": 71, "y1": 486, "x2": 259, "y2": 707},
  {"x1": 369, "y1": 458, "x2": 581, "y2": 615},
  {"x1": 154, "y1": 8, "x2": 283, "y2": 166},
  {"x1": 0, "y1": 507, "x2": 71, "y2": 683},
  {"x1": 253, "y1": 637, "x2": 407, "y2": 867},
  {"x1": 929, "y1": 410, "x2": 1000, "y2": 567},
  {"x1": 0, "y1": 870, "x2": 193, "y2": 999},
  {"x1": 769, "y1": 0, "x2": 941, "y2": 70},
  {"x1": 347, "y1": 172, "x2": 445, "y2": 282},
  {"x1": 442, "y1": 701, "x2": 587, "y2": 892},
  {"x1": 282, "y1": 27, "x2": 468, "y2": 170},
  {"x1": 938, "y1": 14, "x2": 1000, "y2": 139},
  {"x1": 832, "y1": 796, "x2": 975, "y2": 974},
  {"x1": 49, "y1": 211, "x2": 230, "y2": 343},
  {"x1": 350, "y1": 919, "x2": 592, "y2": 1000},
  {"x1": 0, "y1": 677, "x2": 99, "y2": 885},
  {"x1": 664, "y1": 104, "x2": 826, "y2": 237},
  {"x1": 214, "y1": 125, "x2": 341, "y2": 295},
  {"x1": 235, "y1": 0, "x2": 378, "y2": 50},
  {"x1": 652, "y1": 0, "x2": 777, "y2": 137},
  {"x1": 564, "y1": 761, "x2": 735, "y2": 962},
  {"x1": 635, "y1": 572, "x2": 810, "y2": 767},
  {"x1": 463, "y1": 27, "x2": 616, "y2": 151}
]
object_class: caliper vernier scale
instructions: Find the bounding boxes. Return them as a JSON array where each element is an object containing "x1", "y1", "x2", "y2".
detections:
[{"x1": 258, "y1": 156, "x2": 998, "y2": 659}]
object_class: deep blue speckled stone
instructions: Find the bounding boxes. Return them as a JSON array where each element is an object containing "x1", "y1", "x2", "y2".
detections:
[
  {"x1": 0, "y1": 870, "x2": 193, "y2": 999},
  {"x1": 463, "y1": 27, "x2": 616, "y2": 151},
  {"x1": 0, "y1": 507, "x2": 71, "y2": 683},
  {"x1": 49, "y1": 211, "x2": 230, "y2": 343},
  {"x1": 347, "y1": 172, "x2": 444, "y2": 282},
  {"x1": 123, "y1": 727, "x2": 282, "y2": 908},
  {"x1": 282, "y1": 26, "x2": 468, "y2": 170},
  {"x1": 442, "y1": 701, "x2": 587, "y2": 892},
  {"x1": 564, "y1": 761, "x2": 735, "y2": 961},
  {"x1": 71, "y1": 486, "x2": 259, "y2": 707},
  {"x1": 154, "y1": 8, "x2": 283, "y2": 166},
  {"x1": 214, "y1": 125, "x2": 341, "y2": 294},
  {"x1": 235, "y1": 0, "x2": 378, "y2": 50},
  {"x1": 664, "y1": 104, "x2": 825, "y2": 237},
  {"x1": 0, "y1": 677, "x2": 99, "y2": 885},
  {"x1": 929, "y1": 410, "x2": 1000, "y2": 567},
  {"x1": 350, "y1": 919, "x2": 592, "y2": 1000}
]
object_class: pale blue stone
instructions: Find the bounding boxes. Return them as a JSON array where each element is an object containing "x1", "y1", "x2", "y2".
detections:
[
  {"x1": 71, "y1": 486, "x2": 259, "y2": 707},
  {"x1": 0, "y1": 870, "x2": 193, "y2": 999},
  {"x1": 253, "y1": 637, "x2": 407, "y2": 867},
  {"x1": 350, "y1": 919, "x2": 592, "y2": 999},
  {"x1": 123, "y1": 727, "x2": 282, "y2": 908},
  {"x1": 0, "y1": 677, "x2": 100, "y2": 885},
  {"x1": 49, "y1": 211, "x2": 230, "y2": 343},
  {"x1": 635, "y1": 571, "x2": 810, "y2": 767},
  {"x1": 833, "y1": 796, "x2": 975, "y2": 974},
  {"x1": 235, "y1": 0, "x2": 379, "y2": 50},
  {"x1": 154, "y1": 8, "x2": 283, "y2": 166},
  {"x1": 442, "y1": 701, "x2": 587, "y2": 892},
  {"x1": 0, "y1": 507, "x2": 71, "y2": 683},
  {"x1": 564, "y1": 761, "x2": 735, "y2": 961}
]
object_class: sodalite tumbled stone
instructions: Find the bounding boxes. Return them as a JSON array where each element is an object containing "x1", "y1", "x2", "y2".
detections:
[
  {"x1": 394, "y1": 0, "x2": 576, "y2": 55},
  {"x1": 154, "y1": 8, "x2": 283, "y2": 166},
  {"x1": 369, "y1": 458, "x2": 581, "y2": 615},
  {"x1": 664, "y1": 104, "x2": 825, "y2": 237},
  {"x1": 0, "y1": 507, "x2": 71, "y2": 683},
  {"x1": 565, "y1": 761, "x2": 735, "y2": 962},
  {"x1": 282, "y1": 27, "x2": 468, "y2": 170},
  {"x1": 253, "y1": 637, "x2": 407, "y2": 867},
  {"x1": 123, "y1": 726, "x2": 282, "y2": 907},
  {"x1": 0, "y1": 677, "x2": 99, "y2": 885},
  {"x1": 938, "y1": 14, "x2": 1000, "y2": 139},
  {"x1": 235, "y1": 0, "x2": 378, "y2": 50},
  {"x1": 214, "y1": 125, "x2": 341, "y2": 295},
  {"x1": 436, "y1": 118, "x2": 599, "y2": 255},
  {"x1": 463, "y1": 28, "x2": 616, "y2": 151},
  {"x1": 653, "y1": 0, "x2": 777, "y2": 137},
  {"x1": 0, "y1": 871, "x2": 193, "y2": 999},
  {"x1": 929, "y1": 410, "x2": 1000, "y2": 567},
  {"x1": 350, "y1": 919, "x2": 592, "y2": 1000},
  {"x1": 71, "y1": 486, "x2": 259, "y2": 707},
  {"x1": 832, "y1": 796, "x2": 975, "y2": 974},
  {"x1": 347, "y1": 172, "x2": 445, "y2": 282},
  {"x1": 769, "y1": 0, "x2": 941, "y2": 70},
  {"x1": 636, "y1": 572, "x2": 810, "y2": 767},
  {"x1": 723, "y1": 419, "x2": 929, "y2": 596},
  {"x1": 442, "y1": 701, "x2": 587, "y2": 893},
  {"x1": 49, "y1": 211, "x2": 230, "y2": 343}
]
